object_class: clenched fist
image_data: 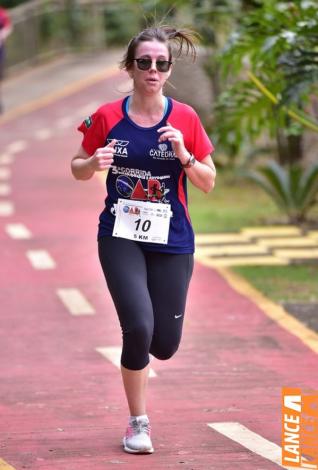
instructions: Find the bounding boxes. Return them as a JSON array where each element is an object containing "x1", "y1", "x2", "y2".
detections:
[{"x1": 89, "y1": 139, "x2": 117, "y2": 171}]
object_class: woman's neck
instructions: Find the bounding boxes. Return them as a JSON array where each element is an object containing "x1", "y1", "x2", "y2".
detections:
[{"x1": 129, "y1": 93, "x2": 165, "y2": 117}]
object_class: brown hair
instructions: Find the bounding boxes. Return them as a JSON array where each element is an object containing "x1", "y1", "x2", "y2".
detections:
[{"x1": 120, "y1": 25, "x2": 199, "y2": 70}]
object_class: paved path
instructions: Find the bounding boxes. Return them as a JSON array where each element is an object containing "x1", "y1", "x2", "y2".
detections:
[{"x1": 0, "y1": 54, "x2": 318, "y2": 470}]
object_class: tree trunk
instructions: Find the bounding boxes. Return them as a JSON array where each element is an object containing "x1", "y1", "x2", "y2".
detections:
[{"x1": 276, "y1": 129, "x2": 303, "y2": 165}]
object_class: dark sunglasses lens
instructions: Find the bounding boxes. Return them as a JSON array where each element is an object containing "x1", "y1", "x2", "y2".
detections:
[
  {"x1": 136, "y1": 59, "x2": 151, "y2": 70},
  {"x1": 135, "y1": 59, "x2": 171, "y2": 72},
  {"x1": 156, "y1": 61, "x2": 171, "y2": 72}
]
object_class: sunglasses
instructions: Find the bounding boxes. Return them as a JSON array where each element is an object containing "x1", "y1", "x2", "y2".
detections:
[{"x1": 134, "y1": 58, "x2": 172, "y2": 72}]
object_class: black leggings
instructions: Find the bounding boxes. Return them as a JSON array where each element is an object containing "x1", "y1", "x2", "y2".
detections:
[{"x1": 98, "y1": 236, "x2": 194, "y2": 370}]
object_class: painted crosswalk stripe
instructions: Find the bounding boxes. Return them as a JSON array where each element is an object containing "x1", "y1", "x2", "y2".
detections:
[
  {"x1": 5, "y1": 223, "x2": 32, "y2": 239},
  {"x1": 207, "y1": 422, "x2": 301, "y2": 469},
  {"x1": 6, "y1": 140, "x2": 28, "y2": 154},
  {"x1": 26, "y1": 250, "x2": 56, "y2": 269},
  {"x1": 0, "y1": 457, "x2": 16, "y2": 469},
  {"x1": 0, "y1": 184, "x2": 11, "y2": 196},
  {"x1": 96, "y1": 346, "x2": 157, "y2": 378},
  {"x1": 56, "y1": 288, "x2": 95, "y2": 316},
  {"x1": 241, "y1": 226, "x2": 301, "y2": 237},
  {"x1": 0, "y1": 201, "x2": 14, "y2": 216},
  {"x1": 0, "y1": 168, "x2": 11, "y2": 180}
]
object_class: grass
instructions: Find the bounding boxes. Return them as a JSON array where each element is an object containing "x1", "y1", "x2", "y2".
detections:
[
  {"x1": 188, "y1": 171, "x2": 281, "y2": 233},
  {"x1": 188, "y1": 170, "x2": 318, "y2": 305},
  {"x1": 232, "y1": 265, "x2": 318, "y2": 304}
]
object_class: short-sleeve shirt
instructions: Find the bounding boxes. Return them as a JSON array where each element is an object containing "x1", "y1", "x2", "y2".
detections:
[
  {"x1": 0, "y1": 8, "x2": 11, "y2": 55},
  {"x1": 78, "y1": 96, "x2": 214, "y2": 254}
]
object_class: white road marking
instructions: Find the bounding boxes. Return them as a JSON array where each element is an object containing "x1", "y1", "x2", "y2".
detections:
[
  {"x1": 56, "y1": 116, "x2": 73, "y2": 129},
  {"x1": 5, "y1": 223, "x2": 32, "y2": 239},
  {"x1": 0, "y1": 168, "x2": 11, "y2": 180},
  {"x1": 207, "y1": 422, "x2": 304, "y2": 469},
  {"x1": 34, "y1": 128, "x2": 52, "y2": 140},
  {"x1": 0, "y1": 201, "x2": 14, "y2": 216},
  {"x1": 56, "y1": 288, "x2": 95, "y2": 316},
  {"x1": 76, "y1": 102, "x2": 99, "y2": 118},
  {"x1": 0, "y1": 183, "x2": 11, "y2": 196},
  {"x1": 6, "y1": 140, "x2": 28, "y2": 154},
  {"x1": 96, "y1": 346, "x2": 157, "y2": 378},
  {"x1": 26, "y1": 250, "x2": 56, "y2": 269},
  {"x1": 0, "y1": 153, "x2": 14, "y2": 165}
]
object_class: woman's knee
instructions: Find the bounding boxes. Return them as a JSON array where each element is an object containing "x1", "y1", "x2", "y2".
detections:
[
  {"x1": 150, "y1": 340, "x2": 179, "y2": 361},
  {"x1": 123, "y1": 321, "x2": 153, "y2": 344},
  {"x1": 121, "y1": 321, "x2": 153, "y2": 370}
]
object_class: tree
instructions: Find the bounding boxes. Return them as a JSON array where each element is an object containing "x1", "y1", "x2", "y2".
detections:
[{"x1": 215, "y1": 0, "x2": 318, "y2": 165}]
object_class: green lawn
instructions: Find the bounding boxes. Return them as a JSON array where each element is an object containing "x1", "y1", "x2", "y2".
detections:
[
  {"x1": 233, "y1": 265, "x2": 318, "y2": 304},
  {"x1": 188, "y1": 171, "x2": 281, "y2": 233},
  {"x1": 188, "y1": 171, "x2": 318, "y2": 305}
]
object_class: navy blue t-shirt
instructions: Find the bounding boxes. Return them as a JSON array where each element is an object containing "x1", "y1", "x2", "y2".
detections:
[{"x1": 78, "y1": 96, "x2": 214, "y2": 254}]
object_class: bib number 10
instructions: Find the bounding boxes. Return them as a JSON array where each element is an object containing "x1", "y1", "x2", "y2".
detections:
[
  {"x1": 113, "y1": 199, "x2": 171, "y2": 244},
  {"x1": 134, "y1": 218, "x2": 151, "y2": 233}
]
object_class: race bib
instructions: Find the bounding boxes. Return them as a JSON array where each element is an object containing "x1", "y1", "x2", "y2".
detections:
[{"x1": 113, "y1": 199, "x2": 172, "y2": 244}]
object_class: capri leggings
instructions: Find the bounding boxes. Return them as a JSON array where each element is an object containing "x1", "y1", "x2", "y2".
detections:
[{"x1": 98, "y1": 236, "x2": 194, "y2": 370}]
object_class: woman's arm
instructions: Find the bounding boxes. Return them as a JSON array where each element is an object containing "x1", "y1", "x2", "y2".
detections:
[
  {"x1": 183, "y1": 154, "x2": 216, "y2": 193},
  {"x1": 71, "y1": 140, "x2": 116, "y2": 181},
  {"x1": 157, "y1": 123, "x2": 216, "y2": 193}
]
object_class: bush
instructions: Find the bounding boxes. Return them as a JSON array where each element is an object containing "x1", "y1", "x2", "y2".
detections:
[
  {"x1": 244, "y1": 160, "x2": 318, "y2": 223},
  {"x1": 103, "y1": 4, "x2": 139, "y2": 46},
  {"x1": 1, "y1": 0, "x2": 29, "y2": 7}
]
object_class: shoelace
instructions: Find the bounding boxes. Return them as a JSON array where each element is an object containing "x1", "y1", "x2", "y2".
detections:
[{"x1": 131, "y1": 419, "x2": 150, "y2": 435}]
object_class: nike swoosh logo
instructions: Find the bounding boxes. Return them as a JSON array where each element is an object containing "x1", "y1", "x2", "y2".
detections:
[{"x1": 174, "y1": 314, "x2": 183, "y2": 319}]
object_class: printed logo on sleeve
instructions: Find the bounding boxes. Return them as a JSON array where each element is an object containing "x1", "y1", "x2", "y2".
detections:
[{"x1": 84, "y1": 116, "x2": 93, "y2": 128}]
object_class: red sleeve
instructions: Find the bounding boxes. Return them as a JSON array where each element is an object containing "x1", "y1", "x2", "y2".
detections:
[
  {"x1": 188, "y1": 109, "x2": 214, "y2": 162},
  {"x1": 77, "y1": 111, "x2": 107, "y2": 156},
  {"x1": 169, "y1": 100, "x2": 214, "y2": 162}
]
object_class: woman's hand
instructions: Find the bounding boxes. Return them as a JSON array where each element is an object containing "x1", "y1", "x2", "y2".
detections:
[
  {"x1": 89, "y1": 139, "x2": 117, "y2": 171},
  {"x1": 157, "y1": 122, "x2": 189, "y2": 165},
  {"x1": 157, "y1": 122, "x2": 216, "y2": 193},
  {"x1": 71, "y1": 139, "x2": 117, "y2": 180}
]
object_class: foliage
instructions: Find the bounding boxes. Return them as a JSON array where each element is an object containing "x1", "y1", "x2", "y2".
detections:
[
  {"x1": 1, "y1": 0, "x2": 29, "y2": 7},
  {"x1": 216, "y1": 0, "x2": 318, "y2": 161},
  {"x1": 243, "y1": 160, "x2": 318, "y2": 223},
  {"x1": 103, "y1": 4, "x2": 139, "y2": 45}
]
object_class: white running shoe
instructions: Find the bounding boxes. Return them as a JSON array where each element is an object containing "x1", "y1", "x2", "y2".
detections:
[{"x1": 123, "y1": 416, "x2": 154, "y2": 454}]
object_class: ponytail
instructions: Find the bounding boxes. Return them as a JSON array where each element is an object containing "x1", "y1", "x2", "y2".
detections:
[
  {"x1": 120, "y1": 24, "x2": 199, "y2": 70},
  {"x1": 161, "y1": 26, "x2": 199, "y2": 61}
]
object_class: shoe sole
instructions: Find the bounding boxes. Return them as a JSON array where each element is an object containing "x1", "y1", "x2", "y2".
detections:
[{"x1": 123, "y1": 438, "x2": 154, "y2": 454}]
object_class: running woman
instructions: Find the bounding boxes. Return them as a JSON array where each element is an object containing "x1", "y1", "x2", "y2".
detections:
[
  {"x1": 71, "y1": 25, "x2": 216, "y2": 454},
  {"x1": 0, "y1": 7, "x2": 12, "y2": 113}
]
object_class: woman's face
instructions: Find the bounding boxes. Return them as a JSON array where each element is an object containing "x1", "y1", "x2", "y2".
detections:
[{"x1": 129, "y1": 40, "x2": 172, "y2": 95}]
